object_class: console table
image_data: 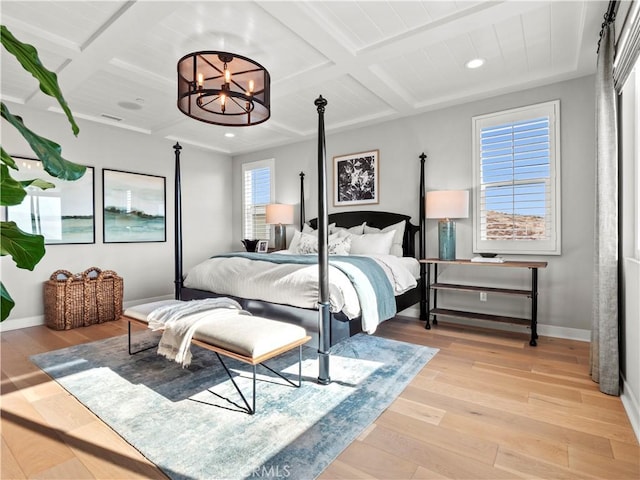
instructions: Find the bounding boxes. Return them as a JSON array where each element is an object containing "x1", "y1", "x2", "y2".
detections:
[{"x1": 420, "y1": 258, "x2": 548, "y2": 346}]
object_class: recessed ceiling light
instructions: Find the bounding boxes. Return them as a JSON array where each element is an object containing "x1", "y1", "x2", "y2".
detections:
[
  {"x1": 225, "y1": 133, "x2": 235, "y2": 138},
  {"x1": 118, "y1": 101, "x2": 142, "y2": 110},
  {"x1": 465, "y1": 58, "x2": 485, "y2": 69}
]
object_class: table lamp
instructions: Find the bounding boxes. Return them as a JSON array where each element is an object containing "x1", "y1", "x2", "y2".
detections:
[
  {"x1": 266, "y1": 204, "x2": 294, "y2": 251},
  {"x1": 426, "y1": 190, "x2": 469, "y2": 260}
]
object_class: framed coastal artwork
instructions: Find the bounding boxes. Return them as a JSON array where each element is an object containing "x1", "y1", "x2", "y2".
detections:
[
  {"x1": 102, "y1": 169, "x2": 166, "y2": 243},
  {"x1": 333, "y1": 149, "x2": 379, "y2": 206},
  {"x1": 4, "y1": 157, "x2": 95, "y2": 244}
]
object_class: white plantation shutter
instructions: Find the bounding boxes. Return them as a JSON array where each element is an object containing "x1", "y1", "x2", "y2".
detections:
[
  {"x1": 473, "y1": 101, "x2": 561, "y2": 255},
  {"x1": 242, "y1": 159, "x2": 274, "y2": 240}
]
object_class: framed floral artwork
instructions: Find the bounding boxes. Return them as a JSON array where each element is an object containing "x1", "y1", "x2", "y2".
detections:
[{"x1": 333, "y1": 149, "x2": 379, "y2": 206}]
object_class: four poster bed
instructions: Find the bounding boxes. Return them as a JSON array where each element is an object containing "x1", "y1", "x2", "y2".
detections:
[
  {"x1": 172, "y1": 97, "x2": 427, "y2": 384},
  {"x1": 180, "y1": 210, "x2": 423, "y2": 346}
]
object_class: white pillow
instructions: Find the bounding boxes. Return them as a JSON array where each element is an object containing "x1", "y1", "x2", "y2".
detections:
[
  {"x1": 328, "y1": 235, "x2": 352, "y2": 255},
  {"x1": 364, "y1": 220, "x2": 406, "y2": 257},
  {"x1": 301, "y1": 223, "x2": 336, "y2": 236},
  {"x1": 349, "y1": 230, "x2": 395, "y2": 255},
  {"x1": 330, "y1": 223, "x2": 365, "y2": 237},
  {"x1": 293, "y1": 232, "x2": 348, "y2": 254},
  {"x1": 295, "y1": 232, "x2": 318, "y2": 253},
  {"x1": 288, "y1": 230, "x2": 302, "y2": 252}
]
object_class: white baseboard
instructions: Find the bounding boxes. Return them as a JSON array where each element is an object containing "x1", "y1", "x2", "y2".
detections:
[
  {"x1": 398, "y1": 305, "x2": 421, "y2": 317},
  {"x1": 537, "y1": 324, "x2": 591, "y2": 342},
  {"x1": 621, "y1": 375, "x2": 640, "y2": 443},
  {"x1": 0, "y1": 314, "x2": 47, "y2": 332},
  {"x1": 397, "y1": 306, "x2": 590, "y2": 342},
  {"x1": 0, "y1": 294, "x2": 174, "y2": 333},
  {"x1": 2, "y1": 297, "x2": 591, "y2": 343}
]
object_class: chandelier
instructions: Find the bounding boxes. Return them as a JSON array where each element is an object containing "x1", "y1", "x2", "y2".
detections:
[{"x1": 177, "y1": 51, "x2": 270, "y2": 127}]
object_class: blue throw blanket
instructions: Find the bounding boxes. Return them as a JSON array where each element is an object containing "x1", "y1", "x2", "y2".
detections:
[{"x1": 214, "y1": 253, "x2": 397, "y2": 326}]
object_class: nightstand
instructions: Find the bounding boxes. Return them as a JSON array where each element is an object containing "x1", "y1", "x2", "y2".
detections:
[{"x1": 420, "y1": 258, "x2": 547, "y2": 346}]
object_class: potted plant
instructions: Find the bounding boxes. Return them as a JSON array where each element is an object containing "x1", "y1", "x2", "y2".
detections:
[{"x1": 1, "y1": 25, "x2": 86, "y2": 321}]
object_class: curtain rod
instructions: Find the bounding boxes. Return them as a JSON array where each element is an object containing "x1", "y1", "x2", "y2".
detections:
[{"x1": 598, "y1": 0, "x2": 619, "y2": 53}]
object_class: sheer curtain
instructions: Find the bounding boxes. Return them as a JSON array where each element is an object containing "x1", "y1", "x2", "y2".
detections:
[{"x1": 591, "y1": 19, "x2": 620, "y2": 396}]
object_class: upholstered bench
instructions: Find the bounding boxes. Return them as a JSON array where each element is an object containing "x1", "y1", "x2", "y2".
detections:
[{"x1": 122, "y1": 299, "x2": 311, "y2": 414}]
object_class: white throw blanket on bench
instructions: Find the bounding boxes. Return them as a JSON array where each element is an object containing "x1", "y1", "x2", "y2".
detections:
[{"x1": 147, "y1": 298, "x2": 249, "y2": 367}]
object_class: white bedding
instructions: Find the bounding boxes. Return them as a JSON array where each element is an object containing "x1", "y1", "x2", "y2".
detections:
[{"x1": 183, "y1": 253, "x2": 419, "y2": 331}]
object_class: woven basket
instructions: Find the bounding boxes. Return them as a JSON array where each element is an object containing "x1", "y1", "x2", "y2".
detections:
[
  {"x1": 44, "y1": 270, "x2": 85, "y2": 330},
  {"x1": 43, "y1": 268, "x2": 124, "y2": 330},
  {"x1": 87, "y1": 268, "x2": 123, "y2": 324}
]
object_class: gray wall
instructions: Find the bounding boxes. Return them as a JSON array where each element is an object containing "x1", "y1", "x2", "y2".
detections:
[
  {"x1": 620, "y1": 68, "x2": 639, "y2": 438},
  {"x1": 1, "y1": 104, "x2": 233, "y2": 329},
  {"x1": 233, "y1": 75, "x2": 597, "y2": 335},
  {"x1": 2, "y1": 75, "x2": 597, "y2": 336}
]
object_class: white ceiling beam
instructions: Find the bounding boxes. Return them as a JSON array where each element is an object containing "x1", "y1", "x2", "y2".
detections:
[
  {"x1": 256, "y1": 1, "x2": 407, "y2": 111},
  {"x1": 55, "y1": 2, "x2": 179, "y2": 93},
  {"x1": 1, "y1": 14, "x2": 81, "y2": 57}
]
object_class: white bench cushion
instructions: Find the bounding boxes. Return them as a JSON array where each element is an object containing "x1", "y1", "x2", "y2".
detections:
[
  {"x1": 193, "y1": 316, "x2": 306, "y2": 358},
  {"x1": 124, "y1": 299, "x2": 183, "y2": 321},
  {"x1": 124, "y1": 300, "x2": 307, "y2": 359}
]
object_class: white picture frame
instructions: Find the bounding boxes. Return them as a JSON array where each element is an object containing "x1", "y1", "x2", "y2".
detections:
[{"x1": 257, "y1": 239, "x2": 269, "y2": 253}]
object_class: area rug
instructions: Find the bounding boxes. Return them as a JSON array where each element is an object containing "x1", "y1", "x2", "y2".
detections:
[{"x1": 31, "y1": 332, "x2": 437, "y2": 480}]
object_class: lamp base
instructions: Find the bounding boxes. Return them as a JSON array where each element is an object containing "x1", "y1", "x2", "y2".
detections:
[
  {"x1": 438, "y1": 219, "x2": 456, "y2": 261},
  {"x1": 274, "y1": 224, "x2": 286, "y2": 251}
]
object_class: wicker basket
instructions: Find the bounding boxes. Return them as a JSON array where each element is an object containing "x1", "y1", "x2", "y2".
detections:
[
  {"x1": 81, "y1": 267, "x2": 124, "y2": 325},
  {"x1": 44, "y1": 270, "x2": 85, "y2": 330},
  {"x1": 43, "y1": 268, "x2": 124, "y2": 330}
]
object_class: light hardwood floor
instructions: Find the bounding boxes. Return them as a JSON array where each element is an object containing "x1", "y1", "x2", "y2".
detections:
[{"x1": 2, "y1": 316, "x2": 638, "y2": 479}]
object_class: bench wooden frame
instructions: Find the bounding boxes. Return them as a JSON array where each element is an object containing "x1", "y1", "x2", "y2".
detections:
[{"x1": 124, "y1": 315, "x2": 311, "y2": 415}]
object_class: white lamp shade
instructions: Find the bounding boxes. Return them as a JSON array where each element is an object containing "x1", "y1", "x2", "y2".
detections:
[
  {"x1": 265, "y1": 204, "x2": 294, "y2": 225},
  {"x1": 425, "y1": 190, "x2": 469, "y2": 219}
]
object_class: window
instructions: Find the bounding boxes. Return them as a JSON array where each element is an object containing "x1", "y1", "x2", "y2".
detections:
[
  {"x1": 472, "y1": 100, "x2": 561, "y2": 255},
  {"x1": 242, "y1": 159, "x2": 274, "y2": 240}
]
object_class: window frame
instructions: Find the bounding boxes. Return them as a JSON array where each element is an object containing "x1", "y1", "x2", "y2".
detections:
[
  {"x1": 241, "y1": 158, "x2": 275, "y2": 241},
  {"x1": 472, "y1": 100, "x2": 562, "y2": 255},
  {"x1": 635, "y1": 65, "x2": 640, "y2": 260}
]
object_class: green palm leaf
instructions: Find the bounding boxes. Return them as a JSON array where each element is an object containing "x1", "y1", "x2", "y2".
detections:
[
  {"x1": 0, "y1": 221, "x2": 46, "y2": 270},
  {"x1": 1, "y1": 103, "x2": 85, "y2": 181},
  {"x1": 1, "y1": 25, "x2": 79, "y2": 136},
  {"x1": 0, "y1": 282, "x2": 15, "y2": 322},
  {"x1": 0, "y1": 164, "x2": 27, "y2": 206},
  {"x1": 1, "y1": 147, "x2": 17, "y2": 170}
]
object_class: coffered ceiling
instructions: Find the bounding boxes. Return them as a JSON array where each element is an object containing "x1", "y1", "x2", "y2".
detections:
[{"x1": 1, "y1": 1, "x2": 609, "y2": 155}]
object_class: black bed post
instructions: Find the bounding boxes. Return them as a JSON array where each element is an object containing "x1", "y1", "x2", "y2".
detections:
[
  {"x1": 315, "y1": 95, "x2": 331, "y2": 385},
  {"x1": 174, "y1": 142, "x2": 183, "y2": 300},
  {"x1": 299, "y1": 171, "x2": 306, "y2": 229},
  {"x1": 419, "y1": 153, "x2": 427, "y2": 320}
]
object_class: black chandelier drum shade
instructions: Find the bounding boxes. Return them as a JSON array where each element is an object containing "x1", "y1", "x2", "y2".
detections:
[{"x1": 177, "y1": 51, "x2": 270, "y2": 127}]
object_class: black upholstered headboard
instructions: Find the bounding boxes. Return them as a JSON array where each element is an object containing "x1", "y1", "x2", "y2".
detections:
[{"x1": 308, "y1": 211, "x2": 419, "y2": 258}]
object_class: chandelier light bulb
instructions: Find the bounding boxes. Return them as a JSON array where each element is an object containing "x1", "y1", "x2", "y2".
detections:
[
  {"x1": 197, "y1": 73, "x2": 203, "y2": 87},
  {"x1": 224, "y1": 68, "x2": 231, "y2": 83}
]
